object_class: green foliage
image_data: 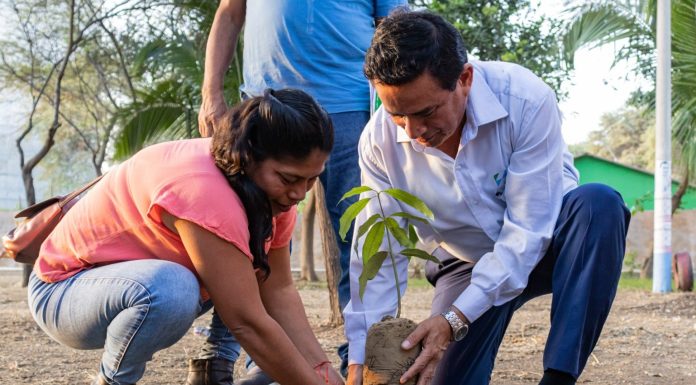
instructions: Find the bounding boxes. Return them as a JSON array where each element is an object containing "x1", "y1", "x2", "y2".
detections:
[
  {"x1": 339, "y1": 197, "x2": 372, "y2": 240},
  {"x1": 382, "y1": 189, "x2": 434, "y2": 219},
  {"x1": 629, "y1": 191, "x2": 653, "y2": 215},
  {"x1": 618, "y1": 275, "x2": 654, "y2": 291},
  {"x1": 358, "y1": 251, "x2": 389, "y2": 299},
  {"x1": 113, "y1": 3, "x2": 244, "y2": 159},
  {"x1": 412, "y1": 0, "x2": 571, "y2": 98},
  {"x1": 339, "y1": 186, "x2": 439, "y2": 317},
  {"x1": 570, "y1": 106, "x2": 656, "y2": 172},
  {"x1": 622, "y1": 251, "x2": 640, "y2": 273}
]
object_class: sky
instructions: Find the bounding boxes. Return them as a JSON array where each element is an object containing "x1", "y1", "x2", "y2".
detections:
[
  {"x1": 558, "y1": 46, "x2": 638, "y2": 144},
  {"x1": 536, "y1": 0, "x2": 642, "y2": 145}
]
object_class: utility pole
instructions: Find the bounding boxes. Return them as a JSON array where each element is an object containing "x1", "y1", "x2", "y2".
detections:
[{"x1": 653, "y1": 0, "x2": 672, "y2": 293}]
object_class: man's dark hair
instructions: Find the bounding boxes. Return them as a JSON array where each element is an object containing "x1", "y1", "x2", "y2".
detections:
[{"x1": 364, "y1": 9, "x2": 468, "y2": 91}]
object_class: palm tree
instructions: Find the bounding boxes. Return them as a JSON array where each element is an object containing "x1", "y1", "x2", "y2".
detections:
[
  {"x1": 562, "y1": 0, "x2": 696, "y2": 211},
  {"x1": 112, "y1": 0, "x2": 243, "y2": 160}
]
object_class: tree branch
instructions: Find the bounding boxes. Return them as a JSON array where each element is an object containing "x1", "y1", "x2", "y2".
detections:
[
  {"x1": 98, "y1": 19, "x2": 137, "y2": 101},
  {"x1": 23, "y1": 0, "x2": 77, "y2": 174}
]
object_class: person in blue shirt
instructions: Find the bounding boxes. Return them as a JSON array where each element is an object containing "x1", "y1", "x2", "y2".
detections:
[
  {"x1": 194, "y1": 1, "x2": 404, "y2": 384},
  {"x1": 343, "y1": 9, "x2": 631, "y2": 385}
]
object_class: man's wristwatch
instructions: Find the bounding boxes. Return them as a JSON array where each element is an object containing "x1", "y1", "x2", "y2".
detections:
[{"x1": 441, "y1": 309, "x2": 469, "y2": 341}]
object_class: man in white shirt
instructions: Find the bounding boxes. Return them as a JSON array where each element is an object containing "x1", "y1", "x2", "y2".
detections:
[{"x1": 344, "y1": 9, "x2": 631, "y2": 385}]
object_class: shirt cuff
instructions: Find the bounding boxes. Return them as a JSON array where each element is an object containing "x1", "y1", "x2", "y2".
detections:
[
  {"x1": 452, "y1": 283, "x2": 492, "y2": 323},
  {"x1": 344, "y1": 311, "x2": 367, "y2": 364},
  {"x1": 430, "y1": 246, "x2": 452, "y2": 262},
  {"x1": 347, "y1": 338, "x2": 367, "y2": 366},
  {"x1": 344, "y1": 306, "x2": 391, "y2": 365}
]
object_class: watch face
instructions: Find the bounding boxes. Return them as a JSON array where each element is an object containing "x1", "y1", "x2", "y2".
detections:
[{"x1": 454, "y1": 324, "x2": 468, "y2": 341}]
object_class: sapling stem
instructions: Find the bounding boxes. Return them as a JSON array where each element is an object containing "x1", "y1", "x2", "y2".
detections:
[{"x1": 376, "y1": 191, "x2": 402, "y2": 318}]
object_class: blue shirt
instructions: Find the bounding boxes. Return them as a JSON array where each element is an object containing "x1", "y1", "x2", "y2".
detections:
[
  {"x1": 240, "y1": 0, "x2": 405, "y2": 113},
  {"x1": 343, "y1": 60, "x2": 580, "y2": 364}
]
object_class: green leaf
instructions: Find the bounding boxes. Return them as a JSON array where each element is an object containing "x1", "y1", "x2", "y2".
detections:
[
  {"x1": 400, "y1": 248, "x2": 441, "y2": 265},
  {"x1": 384, "y1": 217, "x2": 414, "y2": 249},
  {"x1": 382, "y1": 189, "x2": 434, "y2": 220},
  {"x1": 339, "y1": 186, "x2": 374, "y2": 203},
  {"x1": 408, "y1": 224, "x2": 419, "y2": 245},
  {"x1": 362, "y1": 222, "x2": 385, "y2": 265},
  {"x1": 359, "y1": 251, "x2": 388, "y2": 299},
  {"x1": 356, "y1": 214, "x2": 382, "y2": 240},
  {"x1": 114, "y1": 103, "x2": 186, "y2": 160},
  {"x1": 338, "y1": 198, "x2": 372, "y2": 241},
  {"x1": 390, "y1": 212, "x2": 429, "y2": 224}
]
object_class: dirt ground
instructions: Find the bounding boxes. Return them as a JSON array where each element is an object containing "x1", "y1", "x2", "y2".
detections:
[{"x1": 1, "y1": 271, "x2": 694, "y2": 385}]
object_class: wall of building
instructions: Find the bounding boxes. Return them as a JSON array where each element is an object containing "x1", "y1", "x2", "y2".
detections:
[{"x1": 625, "y1": 210, "x2": 696, "y2": 277}]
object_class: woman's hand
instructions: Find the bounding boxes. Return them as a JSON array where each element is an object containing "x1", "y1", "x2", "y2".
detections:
[
  {"x1": 170, "y1": 216, "x2": 326, "y2": 385},
  {"x1": 314, "y1": 361, "x2": 344, "y2": 385}
]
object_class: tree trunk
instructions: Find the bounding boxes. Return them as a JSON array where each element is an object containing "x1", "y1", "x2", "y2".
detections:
[
  {"x1": 20, "y1": 170, "x2": 37, "y2": 287},
  {"x1": 640, "y1": 250, "x2": 653, "y2": 279},
  {"x1": 671, "y1": 169, "x2": 689, "y2": 215},
  {"x1": 300, "y1": 187, "x2": 319, "y2": 282},
  {"x1": 314, "y1": 180, "x2": 344, "y2": 326}
]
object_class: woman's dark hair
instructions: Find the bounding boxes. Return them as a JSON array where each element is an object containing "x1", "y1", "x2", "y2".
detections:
[
  {"x1": 212, "y1": 89, "x2": 333, "y2": 279},
  {"x1": 364, "y1": 9, "x2": 468, "y2": 91}
]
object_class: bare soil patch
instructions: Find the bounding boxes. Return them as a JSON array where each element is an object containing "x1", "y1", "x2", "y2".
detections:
[{"x1": 1, "y1": 272, "x2": 694, "y2": 384}]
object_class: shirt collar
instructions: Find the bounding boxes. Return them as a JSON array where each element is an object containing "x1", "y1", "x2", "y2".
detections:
[
  {"x1": 394, "y1": 61, "x2": 509, "y2": 148},
  {"x1": 396, "y1": 124, "x2": 411, "y2": 143},
  {"x1": 467, "y1": 62, "x2": 509, "y2": 127}
]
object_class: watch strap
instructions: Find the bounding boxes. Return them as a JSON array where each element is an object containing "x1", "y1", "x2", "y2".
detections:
[{"x1": 441, "y1": 309, "x2": 468, "y2": 341}]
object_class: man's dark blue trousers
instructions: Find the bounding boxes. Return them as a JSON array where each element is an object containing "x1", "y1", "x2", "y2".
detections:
[{"x1": 426, "y1": 183, "x2": 631, "y2": 385}]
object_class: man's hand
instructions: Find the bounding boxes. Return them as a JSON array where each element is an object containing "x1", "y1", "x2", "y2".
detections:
[
  {"x1": 198, "y1": 0, "x2": 245, "y2": 137},
  {"x1": 346, "y1": 364, "x2": 363, "y2": 385},
  {"x1": 399, "y1": 314, "x2": 452, "y2": 385},
  {"x1": 198, "y1": 92, "x2": 227, "y2": 137}
]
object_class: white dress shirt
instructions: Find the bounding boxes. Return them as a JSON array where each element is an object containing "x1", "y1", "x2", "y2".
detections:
[{"x1": 344, "y1": 60, "x2": 580, "y2": 365}]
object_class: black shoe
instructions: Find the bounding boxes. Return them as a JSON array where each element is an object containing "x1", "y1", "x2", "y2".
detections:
[
  {"x1": 235, "y1": 366, "x2": 275, "y2": 385},
  {"x1": 185, "y1": 358, "x2": 235, "y2": 385}
]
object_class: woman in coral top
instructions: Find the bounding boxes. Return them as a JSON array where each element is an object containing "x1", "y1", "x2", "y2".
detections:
[{"x1": 28, "y1": 89, "x2": 343, "y2": 385}]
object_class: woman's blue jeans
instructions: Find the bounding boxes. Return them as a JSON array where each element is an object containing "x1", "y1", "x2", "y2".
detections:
[{"x1": 28, "y1": 259, "x2": 237, "y2": 384}]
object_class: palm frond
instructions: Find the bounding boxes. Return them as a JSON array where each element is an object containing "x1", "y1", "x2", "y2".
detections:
[
  {"x1": 132, "y1": 35, "x2": 204, "y2": 83},
  {"x1": 113, "y1": 103, "x2": 190, "y2": 160},
  {"x1": 562, "y1": 2, "x2": 653, "y2": 68}
]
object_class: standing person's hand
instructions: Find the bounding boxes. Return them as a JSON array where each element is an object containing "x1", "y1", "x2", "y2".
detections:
[
  {"x1": 399, "y1": 314, "x2": 453, "y2": 385},
  {"x1": 198, "y1": 93, "x2": 227, "y2": 137},
  {"x1": 346, "y1": 364, "x2": 363, "y2": 385}
]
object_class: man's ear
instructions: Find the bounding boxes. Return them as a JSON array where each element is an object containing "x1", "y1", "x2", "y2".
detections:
[{"x1": 458, "y1": 63, "x2": 474, "y2": 89}]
